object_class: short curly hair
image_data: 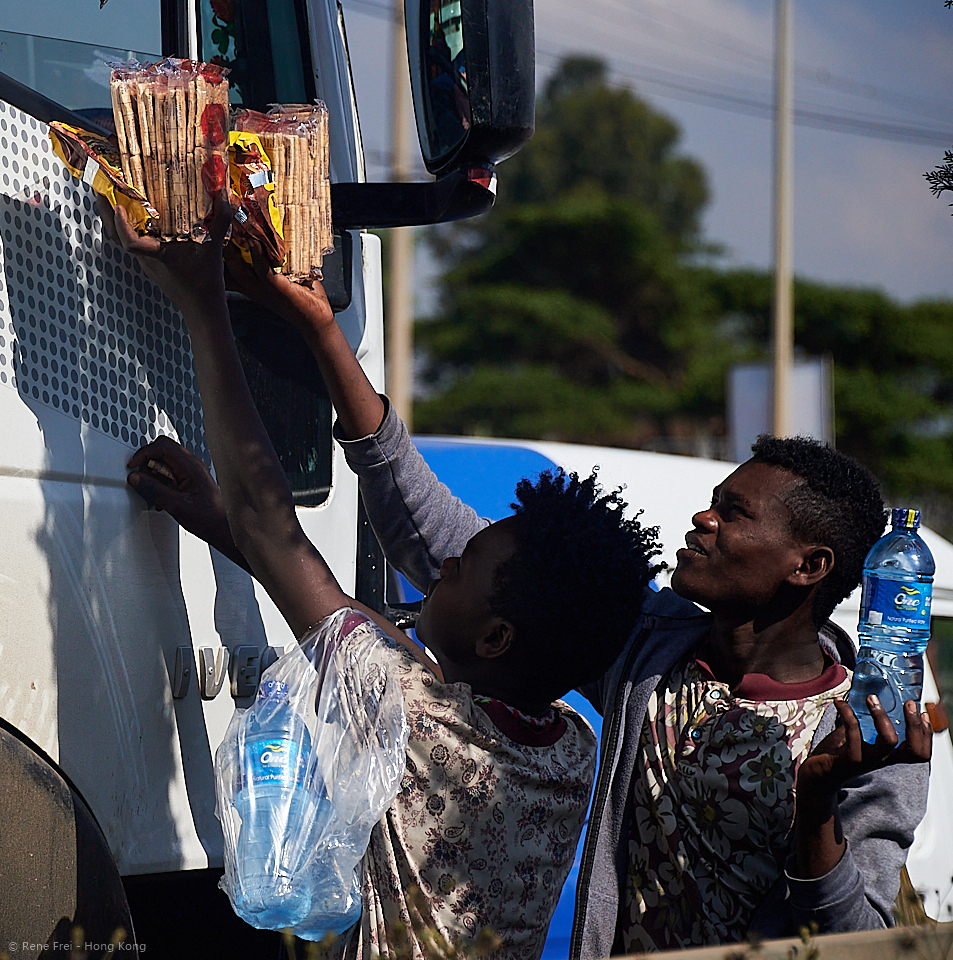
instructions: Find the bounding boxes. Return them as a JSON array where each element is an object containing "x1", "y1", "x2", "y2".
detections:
[
  {"x1": 488, "y1": 468, "x2": 663, "y2": 703},
  {"x1": 750, "y1": 436, "x2": 886, "y2": 626}
]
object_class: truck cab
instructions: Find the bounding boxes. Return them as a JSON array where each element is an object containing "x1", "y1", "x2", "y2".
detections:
[{"x1": 0, "y1": 0, "x2": 531, "y2": 954}]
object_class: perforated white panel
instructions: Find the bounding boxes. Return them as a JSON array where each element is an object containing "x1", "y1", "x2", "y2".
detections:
[{"x1": 0, "y1": 98, "x2": 208, "y2": 460}]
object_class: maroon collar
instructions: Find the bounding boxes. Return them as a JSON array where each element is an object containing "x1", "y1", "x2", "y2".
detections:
[
  {"x1": 694, "y1": 655, "x2": 847, "y2": 702},
  {"x1": 473, "y1": 696, "x2": 568, "y2": 747}
]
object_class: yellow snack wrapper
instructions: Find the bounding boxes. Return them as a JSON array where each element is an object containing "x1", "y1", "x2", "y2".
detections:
[
  {"x1": 227, "y1": 131, "x2": 285, "y2": 269},
  {"x1": 49, "y1": 121, "x2": 159, "y2": 234}
]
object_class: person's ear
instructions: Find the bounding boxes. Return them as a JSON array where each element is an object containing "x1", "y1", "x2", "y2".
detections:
[
  {"x1": 786, "y1": 545, "x2": 834, "y2": 588},
  {"x1": 475, "y1": 620, "x2": 515, "y2": 660}
]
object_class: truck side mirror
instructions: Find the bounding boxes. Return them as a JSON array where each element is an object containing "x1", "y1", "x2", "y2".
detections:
[
  {"x1": 405, "y1": 0, "x2": 535, "y2": 177},
  {"x1": 331, "y1": 0, "x2": 534, "y2": 229}
]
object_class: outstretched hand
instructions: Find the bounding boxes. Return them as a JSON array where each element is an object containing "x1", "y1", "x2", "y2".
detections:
[
  {"x1": 127, "y1": 435, "x2": 248, "y2": 571},
  {"x1": 223, "y1": 237, "x2": 334, "y2": 335},
  {"x1": 97, "y1": 193, "x2": 231, "y2": 313},
  {"x1": 793, "y1": 695, "x2": 931, "y2": 878},
  {"x1": 799, "y1": 696, "x2": 932, "y2": 800}
]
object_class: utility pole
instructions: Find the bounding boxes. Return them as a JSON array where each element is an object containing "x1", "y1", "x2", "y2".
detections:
[
  {"x1": 772, "y1": 0, "x2": 794, "y2": 438},
  {"x1": 387, "y1": 0, "x2": 415, "y2": 428}
]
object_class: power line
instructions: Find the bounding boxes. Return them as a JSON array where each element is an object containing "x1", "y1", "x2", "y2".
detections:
[
  {"x1": 541, "y1": 0, "x2": 953, "y2": 124},
  {"x1": 535, "y1": 47, "x2": 953, "y2": 147},
  {"x1": 341, "y1": 0, "x2": 953, "y2": 148}
]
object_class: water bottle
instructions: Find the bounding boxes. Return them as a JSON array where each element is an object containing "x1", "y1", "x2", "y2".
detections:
[
  {"x1": 849, "y1": 508, "x2": 934, "y2": 743},
  {"x1": 234, "y1": 679, "x2": 315, "y2": 928}
]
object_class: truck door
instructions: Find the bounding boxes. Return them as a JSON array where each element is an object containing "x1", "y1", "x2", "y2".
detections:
[{"x1": 0, "y1": 0, "x2": 383, "y2": 953}]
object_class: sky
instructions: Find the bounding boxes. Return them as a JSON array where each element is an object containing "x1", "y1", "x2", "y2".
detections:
[
  {"x1": 3, "y1": 0, "x2": 951, "y2": 303},
  {"x1": 342, "y1": 0, "x2": 953, "y2": 304}
]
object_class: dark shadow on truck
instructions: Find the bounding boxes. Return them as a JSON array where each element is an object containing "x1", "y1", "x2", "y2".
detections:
[{"x1": 0, "y1": 184, "x2": 262, "y2": 895}]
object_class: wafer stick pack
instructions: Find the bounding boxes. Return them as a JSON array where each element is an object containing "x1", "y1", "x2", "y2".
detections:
[
  {"x1": 233, "y1": 103, "x2": 333, "y2": 281},
  {"x1": 109, "y1": 58, "x2": 230, "y2": 241}
]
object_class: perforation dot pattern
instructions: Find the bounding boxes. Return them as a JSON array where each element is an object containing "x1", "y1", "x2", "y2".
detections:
[{"x1": 0, "y1": 99, "x2": 208, "y2": 461}]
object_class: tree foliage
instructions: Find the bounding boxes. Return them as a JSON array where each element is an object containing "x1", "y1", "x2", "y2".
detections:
[
  {"x1": 414, "y1": 55, "x2": 953, "y2": 530},
  {"x1": 704, "y1": 269, "x2": 953, "y2": 513},
  {"x1": 416, "y1": 57, "x2": 728, "y2": 446}
]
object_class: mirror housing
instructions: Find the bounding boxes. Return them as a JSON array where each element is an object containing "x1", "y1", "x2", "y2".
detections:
[
  {"x1": 405, "y1": 0, "x2": 535, "y2": 177},
  {"x1": 331, "y1": 0, "x2": 533, "y2": 230}
]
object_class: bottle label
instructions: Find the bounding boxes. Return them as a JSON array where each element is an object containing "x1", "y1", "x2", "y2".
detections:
[
  {"x1": 245, "y1": 737, "x2": 307, "y2": 788},
  {"x1": 861, "y1": 576, "x2": 932, "y2": 630}
]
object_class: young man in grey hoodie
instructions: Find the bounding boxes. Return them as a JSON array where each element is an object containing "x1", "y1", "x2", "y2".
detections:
[
  {"x1": 126, "y1": 259, "x2": 932, "y2": 954},
  {"x1": 319, "y1": 398, "x2": 934, "y2": 955}
]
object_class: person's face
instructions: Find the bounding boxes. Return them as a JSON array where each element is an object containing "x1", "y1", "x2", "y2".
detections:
[
  {"x1": 415, "y1": 518, "x2": 518, "y2": 670},
  {"x1": 670, "y1": 461, "x2": 810, "y2": 616}
]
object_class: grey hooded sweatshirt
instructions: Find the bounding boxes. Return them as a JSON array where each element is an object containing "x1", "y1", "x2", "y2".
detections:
[{"x1": 336, "y1": 401, "x2": 929, "y2": 958}]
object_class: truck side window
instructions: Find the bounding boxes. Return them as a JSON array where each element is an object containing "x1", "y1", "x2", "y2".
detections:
[
  {"x1": 198, "y1": 0, "x2": 314, "y2": 110},
  {"x1": 0, "y1": 1, "x2": 161, "y2": 113},
  {"x1": 228, "y1": 298, "x2": 333, "y2": 507}
]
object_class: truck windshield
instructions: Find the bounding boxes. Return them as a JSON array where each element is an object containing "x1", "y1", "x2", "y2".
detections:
[
  {"x1": 0, "y1": 0, "x2": 315, "y2": 115},
  {"x1": 0, "y1": 0, "x2": 161, "y2": 112}
]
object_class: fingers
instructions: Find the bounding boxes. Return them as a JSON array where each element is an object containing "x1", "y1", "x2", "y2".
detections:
[
  {"x1": 114, "y1": 204, "x2": 162, "y2": 257},
  {"x1": 900, "y1": 700, "x2": 933, "y2": 763},
  {"x1": 223, "y1": 241, "x2": 268, "y2": 299},
  {"x1": 833, "y1": 699, "x2": 865, "y2": 764},
  {"x1": 96, "y1": 194, "x2": 121, "y2": 245},
  {"x1": 223, "y1": 242, "x2": 252, "y2": 288},
  {"x1": 866, "y1": 694, "x2": 900, "y2": 750},
  {"x1": 127, "y1": 436, "x2": 210, "y2": 487},
  {"x1": 245, "y1": 233, "x2": 277, "y2": 282},
  {"x1": 207, "y1": 193, "x2": 233, "y2": 247},
  {"x1": 127, "y1": 435, "x2": 186, "y2": 470},
  {"x1": 127, "y1": 470, "x2": 170, "y2": 511}
]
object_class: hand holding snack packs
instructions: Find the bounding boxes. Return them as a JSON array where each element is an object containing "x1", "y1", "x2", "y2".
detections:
[{"x1": 49, "y1": 58, "x2": 333, "y2": 281}]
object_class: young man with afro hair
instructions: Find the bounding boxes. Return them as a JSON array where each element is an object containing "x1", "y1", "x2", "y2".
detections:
[{"x1": 110, "y1": 204, "x2": 664, "y2": 960}]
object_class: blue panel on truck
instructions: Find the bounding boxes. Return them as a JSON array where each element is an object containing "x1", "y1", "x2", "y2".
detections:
[{"x1": 413, "y1": 437, "x2": 557, "y2": 520}]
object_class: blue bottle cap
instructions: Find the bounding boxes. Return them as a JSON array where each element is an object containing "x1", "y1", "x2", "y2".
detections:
[{"x1": 891, "y1": 507, "x2": 921, "y2": 530}]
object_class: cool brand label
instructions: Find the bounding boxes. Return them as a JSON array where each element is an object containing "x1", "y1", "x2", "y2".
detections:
[
  {"x1": 861, "y1": 576, "x2": 932, "y2": 630},
  {"x1": 245, "y1": 737, "x2": 306, "y2": 787}
]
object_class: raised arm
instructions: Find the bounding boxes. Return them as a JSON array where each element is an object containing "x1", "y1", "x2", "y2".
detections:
[
  {"x1": 109, "y1": 200, "x2": 417, "y2": 657},
  {"x1": 224, "y1": 243, "x2": 487, "y2": 592}
]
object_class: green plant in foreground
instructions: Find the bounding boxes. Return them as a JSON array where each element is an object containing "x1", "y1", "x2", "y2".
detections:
[{"x1": 279, "y1": 887, "x2": 502, "y2": 960}]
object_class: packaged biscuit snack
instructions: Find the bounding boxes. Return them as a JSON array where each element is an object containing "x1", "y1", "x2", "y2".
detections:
[
  {"x1": 233, "y1": 104, "x2": 333, "y2": 280},
  {"x1": 109, "y1": 58, "x2": 230, "y2": 240},
  {"x1": 227, "y1": 130, "x2": 285, "y2": 269},
  {"x1": 49, "y1": 121, "x2": 159, "y2": 235}
]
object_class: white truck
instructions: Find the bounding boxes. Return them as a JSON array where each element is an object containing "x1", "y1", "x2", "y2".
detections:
[{"x1": 0, "y1": 0, "x2": 533, "y2": 955}]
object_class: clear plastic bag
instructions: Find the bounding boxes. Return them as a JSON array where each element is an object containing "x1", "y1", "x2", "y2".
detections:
[
  {"x1": 215, "y1": 608, "x2": 408, "y2": 940},
  {"x1": 108, "y1": 58, "x2": 230, "y2": 240}
]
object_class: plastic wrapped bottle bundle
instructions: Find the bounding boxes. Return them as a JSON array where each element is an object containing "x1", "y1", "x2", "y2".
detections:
[
  {"x1": 233, "y1": 679, "x2": 325, "y2": 927},
  {"x1": 215, "y1": 609, "x2": 408, "y2": 941}
]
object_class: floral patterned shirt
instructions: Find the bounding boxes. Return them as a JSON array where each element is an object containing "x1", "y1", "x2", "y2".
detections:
[
  {"x1": 341, "y1": 643, "x2": 597, "y2": 960},
  {"x1": 621, "y1": 655, "x2": 850, "y2": 952}
]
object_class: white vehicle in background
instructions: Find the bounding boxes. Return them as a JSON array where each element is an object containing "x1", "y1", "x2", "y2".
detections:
[
  {"x1": 0, "y1": 0, "x2": 532, "y2": 955},
  {"x1": 403, "y1": 435, "x2": 953, "y2": 956}
]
